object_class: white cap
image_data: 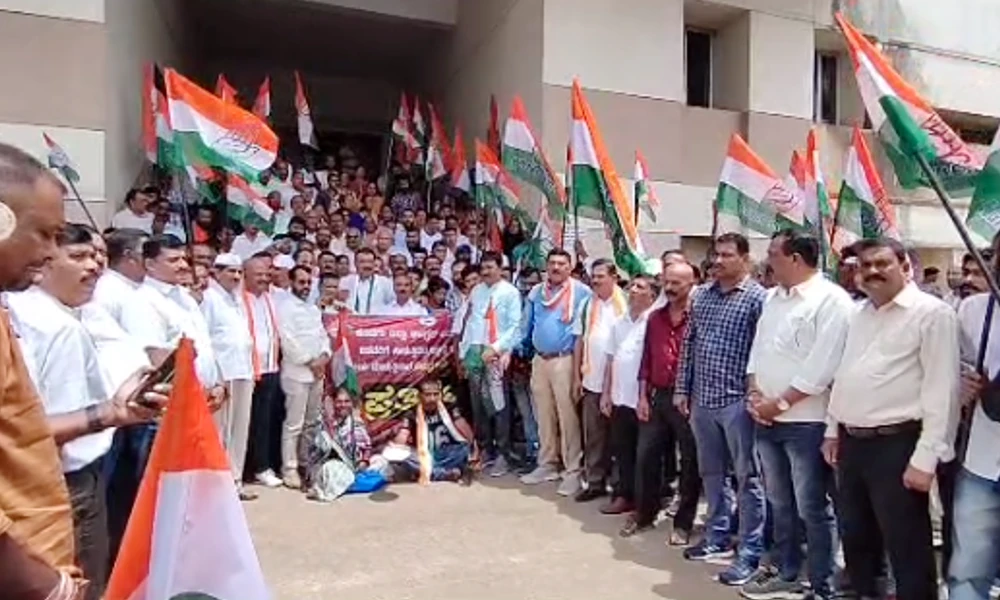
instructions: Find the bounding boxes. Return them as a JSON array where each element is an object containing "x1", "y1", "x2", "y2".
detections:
[
  {"x1": 272, "y1": 254, "x2": 295, "y2": 270},
  {"x1": 213, "y1": 253, "x2": 242, "y2": 268}
]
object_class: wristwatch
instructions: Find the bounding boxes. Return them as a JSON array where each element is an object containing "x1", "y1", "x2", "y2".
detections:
[{"x1": 775, "y1": 397, "x2": 791, "y2": 412}]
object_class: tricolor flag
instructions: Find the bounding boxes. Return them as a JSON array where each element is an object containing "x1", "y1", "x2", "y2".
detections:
[
  {"x1": 715, "y1": 134, "x2": 805, "y2": 236},
  {"x1": 294, "y1": 71, "x2": 318, "y2": 149},
  {"x1": 105, "y1": 339, "x2": 269, "y2": 600},
  {"x1": 332, "y1": 312, "x2": 359, "y2": 396},
  {"x1": 164, "y1": 68, "x2": 278, "y2": 180},
  {"x1": 836, "y1": 12, "x2": 982, "y2": 194},
  {"x1": 252, "y1": 76, "x2": 271, "y2": 121},
  {"x1": 185, "y1": 165, "x2": 223, "y2": 205},
  {"x1": 214, "y1": 74, "x2": 239, "y2": 105},
  {"x1": 570, "y1": 79, "x2": 648, "y2": 276},
  {"x1": 967, "y1": 121, "x2": 1000, "y2": 241},
  {"x1": 833, "y1": 127, "x2": 900, "y2": 253},
  {"x1": 43, "y1": 133, "x2": 80, "y2": 183},
  {"x1": 503, "y1": 96, "x2": 567, "y2": 220},
  {"x1": 450, "y1": 126, "x2": 470, "y2": 192},
  {"x1": 143, "y1": 64, "x2": 178, "y2": 168},
  {"x1": 633, "y1": 150, "x2": 659, "y2": 223},
  {"x1": 412, "y1": 99, "x2": 427, "y2": 146},
  {"x1": 391, "y1": 92, "x2": 422, "y2": 165},
  {"x1": 428, "y1": 103, "x2": 454, "y2": 171},
  {"x1": 783, "y1": 150, "x2": 808, "y2": 202},
  {"x1": 805, "y1": 128, "x2": 834, "y2": 265},
  {"x1": 227, "y1": 173, "x2": 276, "y2": 234},
  {"x1": 475, "y1": 139, "x2": 531, "y2": 251},
  {"x1": 141, "y1": 64, "x2": 157, "y2": 164}
]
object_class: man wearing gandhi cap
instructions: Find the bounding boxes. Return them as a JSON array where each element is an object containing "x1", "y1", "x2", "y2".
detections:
[
  {"x1": 201, "y1": 253, "x2": 258, "y2": 500},
  {"x1": 270, "y1": 253, "x2": 296, "y2": 306}
]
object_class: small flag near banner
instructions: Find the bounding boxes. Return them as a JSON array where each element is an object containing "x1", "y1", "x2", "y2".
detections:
[
  {"x1": 215, "y1": 74, "x2": 239, "y2": 105},
  {"x1": 42, "y1": 133, "x2": 80, "y2": 183},
  {"x1": 252, "y1": 76, "x2": 271, "y2": 120},
  {"x1": 633, "y1": 150, "x2": 659, "y2": 223},
  {"x1": 294, "y1": 71, "x2": 318, "y2": 149},
  {"x1": 105, "y1": 338, "x2": 269, "y2": 600},
  {"x1": 332, "y1": 312, "x2": 359, "y2": 396},
  {"x1": 226, "y1": 174, "x2": 276, "y2": 234}
]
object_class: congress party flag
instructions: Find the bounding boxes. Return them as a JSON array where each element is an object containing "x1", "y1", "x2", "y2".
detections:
[
  {"x1": 832, "y1": 127, "x2": 900, "y2": 253},
  {"x1": 715, "y1": 134, "x2": 804, "y2": 236},
  {"x1": 226, "y1": 173, "x2": 276, "y2": 234},
  {"x1": 294, "y1": 71, "x2": 318, "y2": 149},
  {"x1": 503, "y1": 95, "x2": 567, "y2": 219},
  {"x1": 106, "y1": 338, "x2": 269, "y2": 600},
  {"x1": 252, "y1": 76, "x2": 271, "y2": 121},
  {"x1": 633, "y1": 150, "x2": 659, "y2": 223}
]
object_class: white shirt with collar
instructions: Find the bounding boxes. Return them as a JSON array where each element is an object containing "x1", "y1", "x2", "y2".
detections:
[
  {"x1": 339, "y1": 273, "x2": 394, "y2": 315},
  {"x1": 80, "y1": 302, "x2": 150, "y2": 392},
  {"x1": 276, "y1": 292, "x2": 332, "y2": 383},
  {"x1": 201, "y1": 280, "x2": 254, "y2": 382},
  {"x1": 231, "y1": 232, "x2": 273, "y2": 261},
  {"x1": 132, "y1": 276, "x2": 220, "y2": 388},
  {"x1": 239, "y1": 287, "x2": 280, "y2": 376},
  {"x1": 6, "y1": 287, "x2": 113, "y2": 473},
  {"x1": 957, "y1": 293, "x2": 1000, "y2": 481},
  {"x1": 420, "y1": 230, "x2": 442, "y2": 253},
  {"x1": 747, "y1": 273, "x2": 854, "y2": 423},
  {"x1": 92, "y1": 269, "x2": 143, "y2": 327},
  {"x1": 606, "y1": 308, "x2": 651, "y2": 409},
  {"x1": 380, "y1": 298, "x2": 428, "y2": 317},
  {"x1": 329, "y1": 233, "x2": 349, "y2": 255},
  {"x1": 110, "y1": 209, "x2": 154, "y2": 233},
  {"x1": 573, "y1": 290, "x2": 626, "y2": 394},
  {"x1": 827, "y1": 282, "x2": 960, "y2": 473}
]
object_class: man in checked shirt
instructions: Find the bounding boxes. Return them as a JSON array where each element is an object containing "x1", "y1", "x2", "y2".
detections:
[{"x1": 674, "y1": 232, "x2": 768, "y2": 586}]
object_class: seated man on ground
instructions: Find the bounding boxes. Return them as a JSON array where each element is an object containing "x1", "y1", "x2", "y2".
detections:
[{"x1": 393, "y1": 379, "x2": 474, "y2": 484}]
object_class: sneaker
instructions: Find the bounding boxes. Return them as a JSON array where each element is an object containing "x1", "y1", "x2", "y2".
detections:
[
  {"x1": 556, "y1": 473, "x2": 582, "y2": 497},
  {"x1": 519, "y1": 464, "x2": 561, "y2": 485},
  {"x1": 683, "y1": 540, "x2": 735, "y2": 562},
  {"x1": 740, "y1": 568, "x2": 805, "y2": 600},
  {"x1": 254, "y1": 470, "x2": 282, "y2": 488},
  {"x1": 488, "y1": 455, "x2": 510, "y2": 478},
  {"x1": 718, "y1": 558, "x2": 759, "y2": 587}
]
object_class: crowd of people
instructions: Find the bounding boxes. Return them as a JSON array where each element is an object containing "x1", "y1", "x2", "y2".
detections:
[{"x1": 1, "y1": 136, "x2": 1000, "y2": 600}]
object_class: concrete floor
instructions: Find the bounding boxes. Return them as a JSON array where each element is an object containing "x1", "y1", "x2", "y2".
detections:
[{"x1": 246, "y1": 476, "x2": 737, "y2": 600}]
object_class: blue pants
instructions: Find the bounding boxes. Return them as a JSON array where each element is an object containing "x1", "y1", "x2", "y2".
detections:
[
  {"x1": 756, "y1": 422, "x2": 836, "y2": 594},
  {"x1": 948, "y1": 469, "x2": 1000, "y2": 600},
  {"x1": 508, "y1": 375, "x2": 538, "y2": 460},
  {"x1": 404, "y1": 443, "x2": 471, "y2": 481},
  {"x1": 690, "y1": 401, "x2": 765, "y2": 561},
  {"x1": 467, "y1": 365, "x2": 512, "y2": 460}
]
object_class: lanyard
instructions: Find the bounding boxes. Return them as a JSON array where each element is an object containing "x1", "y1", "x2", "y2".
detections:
[{"x1": 354, "y1": 277, "x2": 377, "y2": 313}]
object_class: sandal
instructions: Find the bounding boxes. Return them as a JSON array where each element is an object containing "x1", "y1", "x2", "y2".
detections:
[{"x1": 619, "y1": 517, "x2": 653, "y2": 538}]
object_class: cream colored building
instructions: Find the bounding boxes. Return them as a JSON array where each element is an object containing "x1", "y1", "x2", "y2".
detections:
[{"x1": 2, "y1": 0, "x2": 998, "y2": 269}]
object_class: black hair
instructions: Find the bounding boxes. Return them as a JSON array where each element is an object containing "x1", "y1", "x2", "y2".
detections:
[
  {"x1": 772, "y1": 228, "x2": 820, "y2": 269},
  {"x1": 715, "y1": 232, "x2": 750, "y2": 256},
  {"x1": 547, "y1": 247, "x2": 573, "y2": 263},
  {"x1": 289, "y1": 265, "x2": 311, "y2": 281},
  {"x1": 591, "y1": 258, "x2": 616, "y2": 277},
  {"x1": 58, "y1": 223, "x2": 93, "y2": 246},
  {"x1": 419, "y1": 378, "x2": 443, "y2": 393},
  {"x1": 251, "y1": 251, "x2": 273, "y2": 261},
  {"x1": 408, "y1": 266, "x2": 424, "y2": 276},
  {"x1": 354, "y1": 247, "x2": 376, "y2": 260},
  {"x1": 480, "y1": 250, "x2": 504, "y2": 268},
  {"x1": 293, "y1": 248, "x2": 313, "y2": 261},
  {"x1": 319, "y1": 273, "x2": 340, "y2": 285},
  {"x1": 854, "y1": 237, "x2": 907, "y2": 263},
  {"x1": 462, "y1": 264, "x2": 480, "y2": 280},
  {"x1": 288, "y1": 216, "x2": 307, "y2": 229},
  {"x1": 318, "y1": 250, "x2": 336, "y2": 260},
  {"x1": 105, "y1": 228, "x2": 147, "y2": 265},
  {"x1": 923, "y1": 266, "x2": 940, "y2": 277},
  {"x1": 427, "y1": 275, "x2": 450, "y2": 295},
  {"x1": 142, "y1": 233, "x2": 185, "y2": 260},
  {"x1": 661, "y1": 249, "x2": 686, "y2": 262}
]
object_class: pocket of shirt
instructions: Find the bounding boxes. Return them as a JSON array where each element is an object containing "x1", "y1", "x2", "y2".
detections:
[{"x1": 774, "y1": 314, "x2": 812, "y2": 355}]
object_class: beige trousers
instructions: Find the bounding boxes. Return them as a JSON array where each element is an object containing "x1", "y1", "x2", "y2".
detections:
[
  {"x1": 280, "y1": 374, "x2": 324, "y2": 475},
  {"x1": 214, "y1": 378, "x2": 255, "y2": 481},
  {"x1": 530, "y1": 355, "x2": 582, "y2": 475}
]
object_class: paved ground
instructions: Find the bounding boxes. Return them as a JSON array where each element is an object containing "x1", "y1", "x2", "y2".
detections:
[{"x1": 246, "y1": 476, "x2": 736, "y2": 600}]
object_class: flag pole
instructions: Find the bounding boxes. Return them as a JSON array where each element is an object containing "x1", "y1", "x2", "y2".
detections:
[
  {"x1": 913, "y1": 152, "x2": 1000, "y2": 308},
  {"x1": 381, "y1": 132, "x2": 395, "y2": 200},
  {"x1": 60, "y1": 171, "x2": 99, "y2": 230}
]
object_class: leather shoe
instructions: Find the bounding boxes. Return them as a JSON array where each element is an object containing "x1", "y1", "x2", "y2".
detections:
[
  {"x1": 599, "y1": 496, "x2": 634, "y2": 515},
  {"x1": 574, "y1": 485, "x2": 607, "y2": 503}
]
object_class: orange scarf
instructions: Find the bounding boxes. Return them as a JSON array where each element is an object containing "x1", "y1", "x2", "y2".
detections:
[
  {"x1": 540, "y1": 280, "x2": 575, "y2": 324},
  {"x1": 580, "y1": 287, "x2": 627, "y2": 375},
  {"x1": 241, "y1": 290, "x2": 279, "y2": 381}
]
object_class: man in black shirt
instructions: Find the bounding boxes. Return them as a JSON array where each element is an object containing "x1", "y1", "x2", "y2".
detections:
[{"x1": 397, "y1": 380, "x2": 474, "y2": 483}]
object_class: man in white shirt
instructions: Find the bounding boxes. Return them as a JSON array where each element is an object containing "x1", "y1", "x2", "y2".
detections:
[
  {"x1": 270, "y1": 253, "x2": 295, "y2": 306},
  {"x1": 109, "y1": 186, "x2": 157, "y2": 233},
  {"x1": 950, "y1": 283, "x2": 1000, "y2": 600},
  {"x1": 598, "y1": 274, "x2": 656, "y2": 521},
  {"x1": 572, "y1": 259, "x2": 627, "y2": 503},
  {"x1": 420, "y1": 212, "x2": 443, "y2": 252},
  {"x1": 276, "y1": 266, "x2": 332, "y2": 489},
  {"x1": 240, "y1": 254, "x2": 284, "y2": 488},
  {"x1": 7, "y1": 223, "x2": 166, "y2": 599},
  {"x1": 201, "y1": 253, "x2": 257, "y2": 501},
  {"x1": 742, "y1": 230, "x2": 853, "y2": 600},
  {"x1": 339, "y1": 248, "x2": 394, "y2": 315},
  {"x1": 381, "y1": 270, "x2": 428, "y2": 316},
  {"x1": 231, "y1": 223, "x2": 273, "y2": 261},
  {"x1": 825, "y1": 238, "x2": 959, "y2": 600}
]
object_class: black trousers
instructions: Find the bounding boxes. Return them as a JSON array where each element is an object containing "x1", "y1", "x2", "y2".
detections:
[
  {"x1": 244, "y1": 372, "x2": 283, "y2": 479},
  {"x1": 610, "y1": 405, "x2": 639, "y2": 501},
  {"x1": 635, "y1": 387, "x2": 701, "y2": 530},
  {"x1": 582, "y1": 390, "x2": 612, "y2": 486},
  {"x1": 837, "y1": 426, "x2": 937, "y2": 600},
  {"x1": 66, "y1": 459, "x2": 109, "y2": 600}
]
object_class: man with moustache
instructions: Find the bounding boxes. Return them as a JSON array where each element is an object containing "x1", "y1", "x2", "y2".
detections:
[
  {"x1": 627, "y1": 261, "x2": 701, "y2": 543},
  {"x1": 276, "y1": 266, "x2": 331, "y2": 489},
  {"x1": 825, "y1": 238, "x2": 959, "y2": 600},
  {"x1": 340, "y1": 248, "x2": 394, "y2": 315},
  {"x1": 7, "y1": 224, "x2": 167, "y2": 599}
]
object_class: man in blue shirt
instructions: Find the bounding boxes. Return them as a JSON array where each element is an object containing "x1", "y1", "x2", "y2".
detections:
[
  {"x1": 674, "y1": 232, "x2": 767, "y2": 586},
  {"x1": 520, "y1": 249, "x2": 592, "y2": 497}
]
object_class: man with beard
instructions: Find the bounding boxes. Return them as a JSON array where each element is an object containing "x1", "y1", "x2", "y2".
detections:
[
  {"x1": 276, "y1": 266, "x2": 331, "y2": 489},
  {"x1": 7, "y1": 224, "x2": 166, "y2": 599},
  {"x1": 825, "y1": 238, "x2": 959, "y2": 600}
]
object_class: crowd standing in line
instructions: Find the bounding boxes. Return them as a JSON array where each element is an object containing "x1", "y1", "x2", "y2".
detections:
[{"x1": 1, "y1": 139, "x2": 1000, "y2": 600}]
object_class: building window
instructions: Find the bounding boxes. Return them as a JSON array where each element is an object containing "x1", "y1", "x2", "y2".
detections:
[
  {"x1": 814, "y1": 52, "x2": 839, "y2": 124},
  {"x1": 686, "y1": 29, "x2": 712, "y2": 108}
]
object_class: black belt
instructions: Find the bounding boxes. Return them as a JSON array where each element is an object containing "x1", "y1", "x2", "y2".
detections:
[
  {"x1": 841, "y1": 420, "x2": 921, "y2": 439},
  {"x1": 537, "y1": 350, "x2": 573, "y2": 360}
]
